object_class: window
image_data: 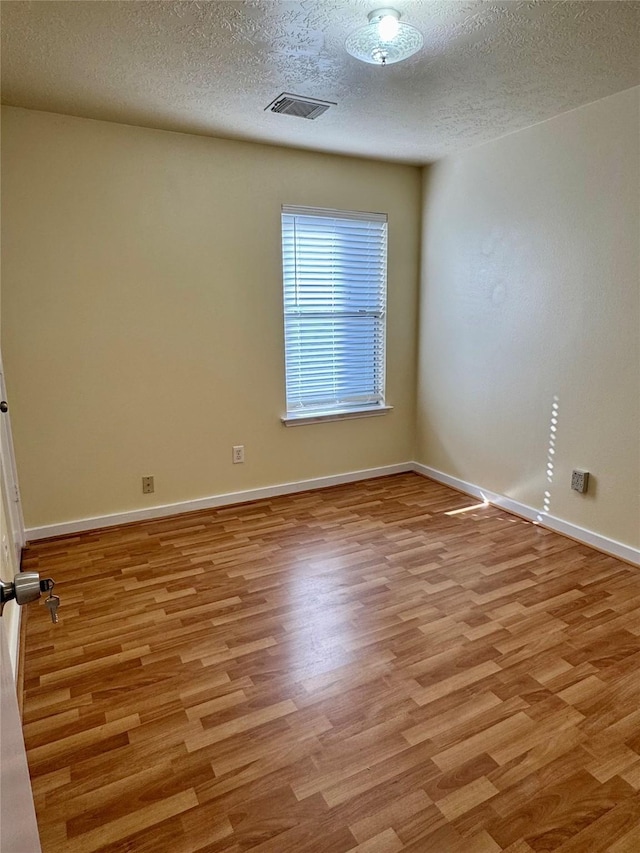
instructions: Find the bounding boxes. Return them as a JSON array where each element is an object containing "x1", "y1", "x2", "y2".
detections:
[{"x1": 281, "y1": 205, "x2": 389, "y2": 425}]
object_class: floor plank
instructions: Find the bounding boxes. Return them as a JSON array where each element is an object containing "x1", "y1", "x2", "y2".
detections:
[{"x1": 22, "y1": 473, "x2": 640, "y2": 851}]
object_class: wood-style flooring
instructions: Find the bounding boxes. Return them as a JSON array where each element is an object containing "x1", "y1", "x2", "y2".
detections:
[{"x1": 21, "y1": 473, "x2": 640, "y2": 852}]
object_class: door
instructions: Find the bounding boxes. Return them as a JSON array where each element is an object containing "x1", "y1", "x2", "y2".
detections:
[
  {"x1": 0, "y1": 622, "x2": 42, "y2": 852},
  {"x1": 0, "y1": 358, "x2": 25, "y2": 567},
  {"x1": 0, "y1": 350, "x2": 41, "y2": 851},
  {"x1": 0, "y1": 354, "x2": 25, "y2": 672}
]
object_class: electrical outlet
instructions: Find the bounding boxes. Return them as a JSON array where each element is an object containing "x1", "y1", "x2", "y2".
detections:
[
  {"x1": 142, "y1": 476, "x2": 155, "y2": 494},
  {"x1": 232, "y1": 445, "x2": 244, "y2": 464},
  {"x1": 571, "y1": 470, "x2": 589, "y2": 494}
]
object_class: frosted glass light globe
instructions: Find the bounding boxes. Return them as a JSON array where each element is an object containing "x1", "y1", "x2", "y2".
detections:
[{"x1": 345, "y1": 8, "x2": 423, "y2": 66}]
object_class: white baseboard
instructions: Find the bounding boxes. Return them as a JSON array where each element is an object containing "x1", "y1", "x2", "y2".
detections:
[
  {"x1": 25, "y1": 463, "x2": 413, "y2": 541},
  {"x1": 412, "y1": 462, "x2": 640, "y2": 567},
  {"x1": 25, "y1": 461, "x2": 640, "y2": 567}
]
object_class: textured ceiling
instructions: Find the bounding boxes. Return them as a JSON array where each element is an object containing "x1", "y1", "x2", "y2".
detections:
[{"x1": 1, "y1": 0, "x2": 639, "y2": 164}]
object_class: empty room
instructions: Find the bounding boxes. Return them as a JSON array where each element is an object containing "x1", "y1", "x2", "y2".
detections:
[{"x1": 1, "y1": 1, "x2": 639, "y2": 851}]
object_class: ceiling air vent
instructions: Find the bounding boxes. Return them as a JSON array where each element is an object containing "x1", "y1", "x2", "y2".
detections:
[{"x1": 265, "y1": 93, "x2": 335, "y2": 120}]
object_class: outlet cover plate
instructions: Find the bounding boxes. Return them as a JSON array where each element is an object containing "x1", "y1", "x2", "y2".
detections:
[{"x1": 571, "y1": 470, "x2": 589, "y2": 493}]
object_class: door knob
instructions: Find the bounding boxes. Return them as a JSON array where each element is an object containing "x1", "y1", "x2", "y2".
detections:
[
  {"x1": 0, "y1": 572, "x2": 59, "y2": 621},
  {"x1": 0, "y1": 401, "x2": 7, "y2": 413}
]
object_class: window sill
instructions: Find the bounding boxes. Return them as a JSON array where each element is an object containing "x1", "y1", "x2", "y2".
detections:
[{"x1": 281, "y1": 405, "x2": 393, "y2": 427}]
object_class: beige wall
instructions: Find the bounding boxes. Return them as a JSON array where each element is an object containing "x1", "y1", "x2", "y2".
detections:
[
  {"x1": 1, "y1": 107, "x2": 421, "y2": 527},
  {"x1": 3, "y1": 92, "x2": 639, "y2": 552},
  {"x1": 416, "y1": 87, "x2": 640, "y2": 549}
]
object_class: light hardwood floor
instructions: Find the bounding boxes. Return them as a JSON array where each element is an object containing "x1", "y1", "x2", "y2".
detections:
[{"x1": 21, "y1": 473, "x2": 640, "y2": 852}]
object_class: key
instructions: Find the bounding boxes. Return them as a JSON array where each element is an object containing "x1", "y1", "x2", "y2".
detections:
[{"x1": 45, "y1": 594, "x2": 60, "y2": 624}]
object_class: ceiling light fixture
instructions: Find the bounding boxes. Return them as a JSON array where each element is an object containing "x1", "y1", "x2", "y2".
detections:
[{"x1": 345, "y1": 8, "x2": 423, "y2": 66}]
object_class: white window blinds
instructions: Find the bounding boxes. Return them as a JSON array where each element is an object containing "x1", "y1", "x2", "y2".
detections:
[{"x1": 282, "y1": 205, "x2": 388, "y2": 417}]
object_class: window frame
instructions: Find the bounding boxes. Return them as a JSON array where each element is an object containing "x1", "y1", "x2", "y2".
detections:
[{"x1": 280, "y1": 205, "x2": 391, "y2": 426}]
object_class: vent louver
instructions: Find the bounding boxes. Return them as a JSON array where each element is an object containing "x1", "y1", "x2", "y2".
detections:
[{"x1": 265, "y1": 93, "x2": 335, "y2": 120}]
